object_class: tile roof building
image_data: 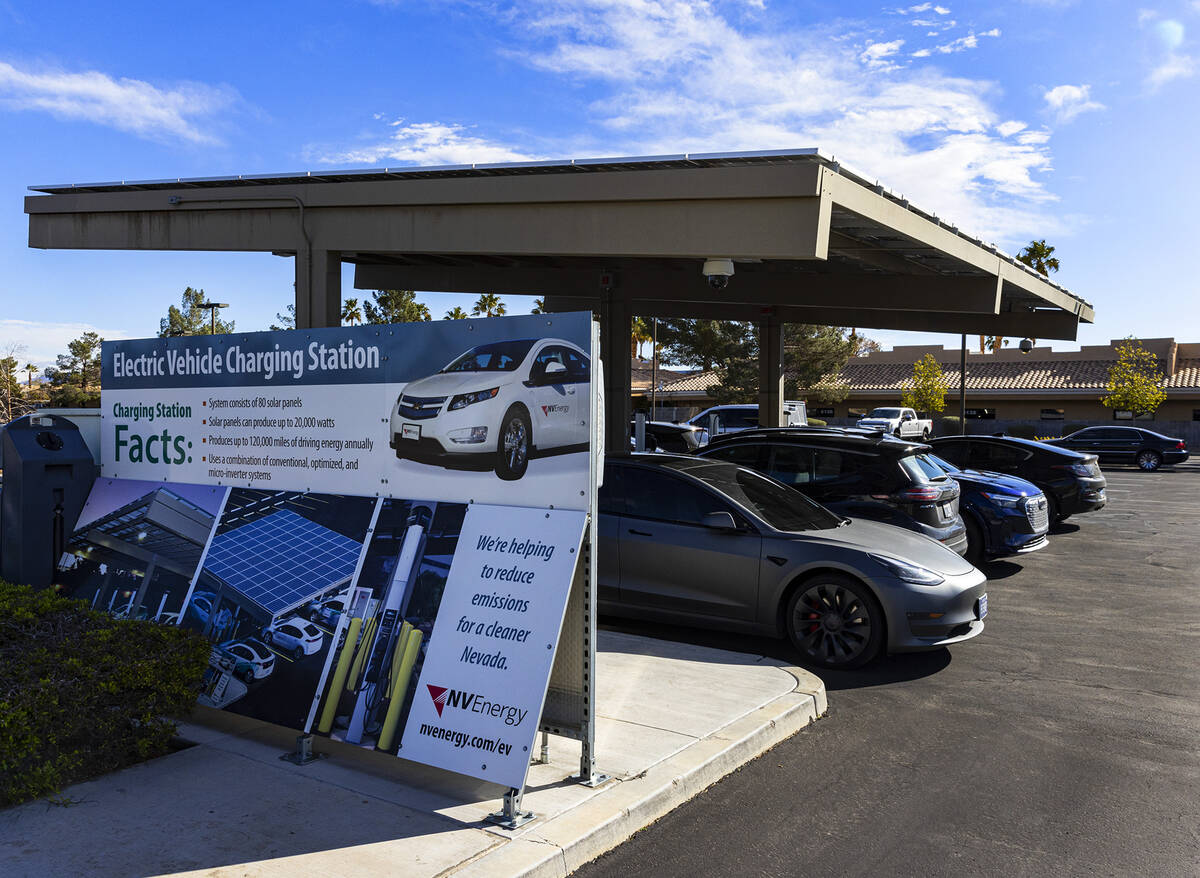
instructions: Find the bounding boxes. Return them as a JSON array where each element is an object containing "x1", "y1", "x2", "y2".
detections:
[{"x1": 637, "y1": 339, "x2": 1200, "y2": 423}]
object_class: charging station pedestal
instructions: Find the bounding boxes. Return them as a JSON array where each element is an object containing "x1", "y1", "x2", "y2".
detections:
[{"x1": 1, "y1": 414, "x2": 96, "y2": 587}]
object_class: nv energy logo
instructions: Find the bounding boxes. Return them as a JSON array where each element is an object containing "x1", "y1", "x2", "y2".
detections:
[
  {"x1": 541, "y1": 404, "x2": 569, "y2": 416},
  {"x1": 426, "y1": 684, "x2": 528, "y2": 726}
]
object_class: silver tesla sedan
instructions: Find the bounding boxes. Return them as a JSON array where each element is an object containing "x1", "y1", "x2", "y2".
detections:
[{"x1": 598, "y1": 454, "x2": 988, "y2": 669}]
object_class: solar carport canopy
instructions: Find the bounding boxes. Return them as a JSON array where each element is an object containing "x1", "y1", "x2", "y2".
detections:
[
  {"x1": 26, "y1": 149, "x2": 1094, "y2": 442},
  {"x1": 202, "y1": 508, "x2": 362, "y2": 618},
  {"x1": 25, "y1": 149, "x2": 1093, "y2": 340}
]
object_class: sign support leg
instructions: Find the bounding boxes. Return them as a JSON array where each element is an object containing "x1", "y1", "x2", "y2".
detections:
[
  {"x1": 577, "y1": 532, "x2": 611, "y2": 788},
  {"x1": 486, "y1": 787, "x2": 535, "y2": 830}
]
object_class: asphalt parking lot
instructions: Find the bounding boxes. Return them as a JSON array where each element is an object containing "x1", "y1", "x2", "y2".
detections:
[{"x1": 583, "y1": 462, "x2": 1200, "y2": 877}]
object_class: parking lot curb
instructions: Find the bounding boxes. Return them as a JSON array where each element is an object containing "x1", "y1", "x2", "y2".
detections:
[{"x1": 451, "y1": 664, "x2": 826, "y2": 878}]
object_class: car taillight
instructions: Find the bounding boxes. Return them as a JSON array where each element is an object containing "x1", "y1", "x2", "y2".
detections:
[
  {"x1": 1177, "y1": 440, "x2": 1186, "y2": 450},
  {"x1": 896, "y1": 486, "x2": 942, "y2": 502},
  {"x1": 1052, "y1": 463, "x2": 1092, "y2": 477}
]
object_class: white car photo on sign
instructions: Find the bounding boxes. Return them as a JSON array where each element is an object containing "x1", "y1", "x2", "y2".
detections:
[{"x1": 390, "y1": 337, "x2": 590, "y2": 480}]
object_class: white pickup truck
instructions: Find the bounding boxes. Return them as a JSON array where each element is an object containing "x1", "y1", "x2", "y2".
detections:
[{"x1": 857, "y1": 407, "x2": 933, "y2": 439}]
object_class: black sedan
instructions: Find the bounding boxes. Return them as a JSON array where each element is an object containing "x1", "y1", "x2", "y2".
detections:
[
  {"x1": 929, "y1": 435, "x2": 1106, "y2": 523},
  {"x1": 1044, "y1": 426, "x2": 1188, "y2": 472}
]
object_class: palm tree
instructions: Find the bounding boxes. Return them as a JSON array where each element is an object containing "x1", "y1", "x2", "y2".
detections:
[
  {"x1": 531, "y1": 297, "x2": 545, "y2": 315},
  {"x1": 631, "y1": 317, "x2": 652, "y2": 359},
  {"x1": 341, "y1": 298, "x2": 363, "y2": 326},
  {"x1": 1017, "y1": 240, "x2": 1060, "y2": 276},
  {"x1": 24, "y1": 363, "x2": 37, "y2": 387},
  {"x1": 472, "y1": 293, "x2": 506, "y2": 318},
  {"x1": 444, "y1": 306, "x2": 469, "y2": 320}
]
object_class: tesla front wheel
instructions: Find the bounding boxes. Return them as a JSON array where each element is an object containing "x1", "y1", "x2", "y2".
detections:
[
  {"x1": 786, "y1": 574, "x2": 884, "y2": 670},
  {"x1": 496, "y1": 405, "x2": 531, "y2": 480}
]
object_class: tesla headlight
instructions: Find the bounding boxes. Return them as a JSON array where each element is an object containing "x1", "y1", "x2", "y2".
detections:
[
  {"x1": 981, "y1": 492, "x2": 1021, "y2": 509},
  {"x1": 869, "y1": 553, "x2": 944, "y2": 586},
  {"x1": 448, "y1": 387, "x2": 499, "y2": 410}
]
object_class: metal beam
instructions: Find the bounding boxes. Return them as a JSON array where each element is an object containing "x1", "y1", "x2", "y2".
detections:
[
  {"x1": 355, "y1": 265, "x2": 1002, "y2": 314},
  {"x1": 543, "y1": 296, "x2": 1081, "y2": 341},
  {"x1": 29, "y1": 197, "x2": 829, "y2": 261}
]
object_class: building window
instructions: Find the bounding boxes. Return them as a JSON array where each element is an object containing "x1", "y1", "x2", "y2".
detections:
[
  {"x1": 965, "y1": 408, "x2": 996, "y2": 420},
  {"x1": 1040, "y1": 409, "x2": 1065, "y2": 420},
  {"x1": 1113, "y1": 410, "x2": 1153, "y2": 421},
  {"x1": 1193, "y1": 410, "x2": 1200, "y2": 422},
  {"x1": 812, "y1": 407, "x2": 835, "y2": 418}
]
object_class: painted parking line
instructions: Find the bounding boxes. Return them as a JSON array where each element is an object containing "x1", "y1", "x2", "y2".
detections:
[{"x1": 264, "y1": 646, "x2": 295, "y2": 663}]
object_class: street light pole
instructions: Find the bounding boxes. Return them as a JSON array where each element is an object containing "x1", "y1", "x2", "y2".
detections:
[
  {"x1": 199, "y1": 301, "x2": 230, "y2": 335},
  {"x1": 959, "y1": 333, "x2": 967, "y2": 435},
  {"x1": 651, "y1": 318, "x2": 658, "y2": 420}
]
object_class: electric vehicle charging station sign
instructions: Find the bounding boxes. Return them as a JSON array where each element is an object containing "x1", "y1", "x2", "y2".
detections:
[
  {"x1": 99, "y1": 312, "x2": 599, "y2": 791},
  {"x1": 100, "y1": 312, "x2": 594, "y2": 512}
]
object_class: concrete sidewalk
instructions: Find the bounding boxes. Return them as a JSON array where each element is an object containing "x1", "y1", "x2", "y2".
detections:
[{"x1": 0, "y1": 630, "x2": 825, "y2": 878}]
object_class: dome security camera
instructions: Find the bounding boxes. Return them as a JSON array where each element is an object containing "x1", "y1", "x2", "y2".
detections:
[
  {"x1": 702, "y1": 258, "x2": 735, "y2": 290},
  {"x1": 1019, "y1": 338, "x2": 1033, "y2": 354}
]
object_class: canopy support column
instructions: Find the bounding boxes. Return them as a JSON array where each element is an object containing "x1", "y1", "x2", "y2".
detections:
[
  {"x1": 601, "y1": 289, "x2": 632, "y2": 453},
  {"x1": 297, "y1": 249, "x2": 342, "y2": 329},
  {"x1": 758, "y1": 314, "x2": 784, "y2": 427}
]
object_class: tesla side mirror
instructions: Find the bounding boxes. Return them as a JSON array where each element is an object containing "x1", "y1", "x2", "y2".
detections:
[{"x1": 702, "y1": 511, "x2": 739, "y2": 531}]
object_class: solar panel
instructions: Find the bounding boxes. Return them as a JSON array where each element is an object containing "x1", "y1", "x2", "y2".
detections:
[{"x1": 203, "y1": 509, "x2": 363, "y2": 616}]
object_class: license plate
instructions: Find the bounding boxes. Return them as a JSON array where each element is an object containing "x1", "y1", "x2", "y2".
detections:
[
  {"x1": 401, "y1": 424, "x2": 421, "y2": 441},
  {"x1": 939, "y1": 502, "x2": 953, "y2": 520},
  {"x1": 977, "y1": 593, "x2": 988, "y2": 620}
]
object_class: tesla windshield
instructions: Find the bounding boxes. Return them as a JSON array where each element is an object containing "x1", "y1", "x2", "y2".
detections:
[
  {"x1": 441, "y1": 339, "x2": 537, "y2": 373},
  {"x1": 686, "y1": 464, "x2": 842, "y2": 532}
]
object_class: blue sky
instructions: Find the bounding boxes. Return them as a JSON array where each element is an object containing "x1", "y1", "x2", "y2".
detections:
[{"x1": 2, "y1": 0, "x2": 1198, "y2": 368}]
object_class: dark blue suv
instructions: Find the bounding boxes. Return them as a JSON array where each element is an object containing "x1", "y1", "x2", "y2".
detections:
[{"x1": 919, "y1": 452, "x2": 1050, "y2": 563}]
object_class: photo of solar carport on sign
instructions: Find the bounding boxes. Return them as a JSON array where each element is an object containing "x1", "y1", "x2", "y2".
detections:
[
  {"x1": 181, "y1": 490, "x2": 378, "y2": 728},
  {"x1": 54, "y1": 478, "x2": 228, "y2": 624},
  {"x1": 202, "y1": 508, "x2": 364, "y2": 619}
]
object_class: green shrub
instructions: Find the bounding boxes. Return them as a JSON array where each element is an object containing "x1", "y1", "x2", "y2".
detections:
[
  {"x1": 806, "y1": 417, "x2": 827, "y2": 426},
  {"x1": 938, "y1": 416, "x2": 962, "y2": 436},
  {"x1": 0, "y1": 580, "x2": 210, "y2": 807}
]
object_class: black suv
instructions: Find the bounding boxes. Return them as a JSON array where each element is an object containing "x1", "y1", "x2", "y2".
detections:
[
  {"x1": 929, "y1": 435, "x2": 1106, "y2": 522},
  {"x1": 1044, "y1": 426, "x2": 1188, "y2": 472},
  {"x1": 697, "y1": 428, "x2": 969, "y2": 556}
]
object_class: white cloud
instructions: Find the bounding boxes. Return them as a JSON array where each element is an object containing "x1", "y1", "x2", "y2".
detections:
[
  {"x1": 997, "y1": 120, "x2": 1027, "y2": 136},
  {"x1": 1141, "y1": 15, "x2": 1196, "y2": 89},
  {"x1": 0, "y1": 320, "x2": 132, "y2": 369},
  {"x1": 334, "y1": 1, "x2": 1065, "y2": 245},
  {"x1": 0, "y1": 61, "x2": 236, "y2": 144},
  {"x1": 1042, "y1": 84, "x2": 1105, "y2": 122},
  {"x1": 922, "y1": 29, "x2": 1000, "y2": 55},
  {"x1": 307, "y1": 119, "x2": 542, "y2": 166},
  {"x1": 861, "y1": 39, "x2": 905, "y2": 69}
]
